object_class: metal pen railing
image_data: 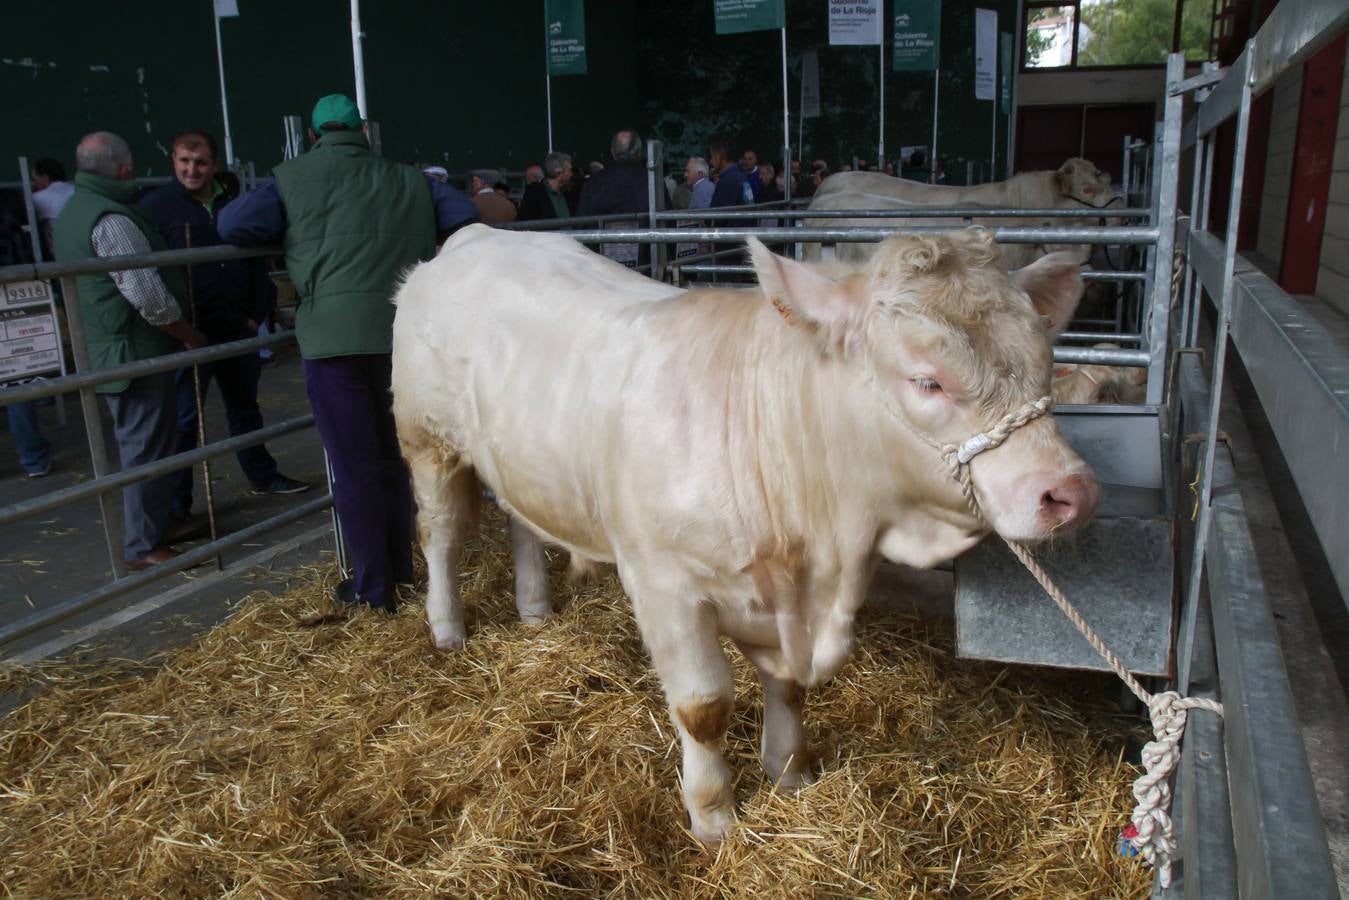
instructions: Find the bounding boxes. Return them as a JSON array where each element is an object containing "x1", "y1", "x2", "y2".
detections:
[
  {"x1": 0, "y1": 243, "x2": 331, "y2": 646},
  {"x1": 1162, "y1": 1, "x2": 1349, "y2": 893}
]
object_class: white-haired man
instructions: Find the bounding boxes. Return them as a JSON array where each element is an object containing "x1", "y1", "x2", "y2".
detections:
[
  {"x1": 52, "y1": 131, "x2": 208, "y2": 571},
  {"x1": 685, "y1": 156, "x2": 714, "y2": 210}
]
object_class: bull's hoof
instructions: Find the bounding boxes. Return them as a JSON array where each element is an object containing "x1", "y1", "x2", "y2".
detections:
[
  {"x1": 689, "y1": 806, "x2": 736, "y2": 846},
  {"x1": 773, "y1": 767, "x2": 817, "y2": 790},
  {"x1": 517, "y1": 607, "x2": 553, "y2": 626},
  {"x1": 430, "y1": 630, "x2": 466, "y2": 651}
]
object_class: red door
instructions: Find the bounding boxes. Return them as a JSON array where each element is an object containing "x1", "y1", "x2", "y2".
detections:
[{"x1": 1280, "y1": 33, "x2": 1347, "y2": 294}]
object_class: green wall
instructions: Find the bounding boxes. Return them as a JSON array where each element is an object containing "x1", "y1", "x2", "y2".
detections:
[{"x1": 4, "y1": 1, "x2": 1014, "y2": 184}]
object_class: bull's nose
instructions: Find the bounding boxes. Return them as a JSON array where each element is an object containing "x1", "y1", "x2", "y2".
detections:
[{"x1": 1040, "y1": 473, "x2": 1100, "y2": 529}]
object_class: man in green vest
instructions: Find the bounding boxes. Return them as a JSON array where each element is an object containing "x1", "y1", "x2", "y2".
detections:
[
  {"x1": 218, "y1": 94, "x2": 478, "y2": 613},
  {"x1": 53, "y1": 131, "x2": 208, "y2": 571}
]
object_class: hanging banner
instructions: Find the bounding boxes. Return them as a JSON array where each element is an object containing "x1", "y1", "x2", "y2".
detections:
[
  {"x1": 829, "y1": 3, "x2": 882, "y2": 46},
  {"x1": 713, "y1": 0, "x2": 784, "y2": 35},
  {"x1": 546, "y1": 0, "x2": 588, "y2": 76},
  {"x1": 892, "y1": 1, "x2": 940, "y2": 72},
  {"x1": 801, "y1": 48, "x2": 821, "y2": 118},
  {"x1": 1000, "y1": 32, "x2": 1013, "y2": 114},
  {"x1": 975, "y1": 9, "x2": 997, "y2": 100}
]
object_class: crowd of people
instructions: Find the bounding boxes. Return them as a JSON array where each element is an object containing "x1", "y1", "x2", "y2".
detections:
[{"x1": 7, "y1": 94, "x2": 952, "y2": 608}]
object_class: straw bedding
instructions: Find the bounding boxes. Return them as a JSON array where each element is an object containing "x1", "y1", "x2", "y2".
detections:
[{"x1": 0, "y1": 509, "x2": 1150, "y2": 898}]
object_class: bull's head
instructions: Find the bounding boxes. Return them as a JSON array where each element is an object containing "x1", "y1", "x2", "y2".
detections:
[
  {"x1": 1055, "y1": 157, "x2": 1118, "y2": 208},
  {"x1": 748, "y1": 229, "x2": 1099, "y2": 543}
]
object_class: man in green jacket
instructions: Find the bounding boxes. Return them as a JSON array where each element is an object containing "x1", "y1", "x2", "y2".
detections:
[
  {"x1": 53, "y1": 131, "x2": 208, "y2": 571},
  {"x1": 218, "y1": 94, "x2": 478, "y2": 612}
]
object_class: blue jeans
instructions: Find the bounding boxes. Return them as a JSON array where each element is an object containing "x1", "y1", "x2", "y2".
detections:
[{"x1": 7, "y1": 401, "x2": 50, "y2": 475}]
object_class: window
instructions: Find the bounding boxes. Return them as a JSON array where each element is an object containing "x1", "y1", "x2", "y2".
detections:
[{"x1": 1023, "y1": 0, "x2": 1213, "y2": 70}]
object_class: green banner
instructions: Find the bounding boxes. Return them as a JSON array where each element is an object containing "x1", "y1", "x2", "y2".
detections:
[
  {"x1": 892, "y1": 0, "x2": 940, "y2": 72},
  {"x1": 1001, "y1": 32, "x2": 1013, "y2": 114},
  {"x1": 546, "y1": 0, "x2": 587, "y2": 76},
  {"x1": 714, "y1": 0, "x2": 784, "y2": 35}
]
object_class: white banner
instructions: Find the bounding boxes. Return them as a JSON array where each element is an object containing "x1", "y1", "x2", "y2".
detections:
[
  {"x1": 214, "y1": 0, "x2": 239, "y2": 17},
  {"x1": 828, "y1": 2, "x2": 882, "y2": 46},
  {"x1": 975, "y1": 8, "x2": 997, "y2": 101},
  {"x1": 800, "y1": 48, "x2": 820, "y2": 118}
]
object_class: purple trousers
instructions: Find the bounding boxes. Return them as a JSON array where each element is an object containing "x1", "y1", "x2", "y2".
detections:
[{"x1": 303, "y1": 354, "x2": 413, "y2": 607}]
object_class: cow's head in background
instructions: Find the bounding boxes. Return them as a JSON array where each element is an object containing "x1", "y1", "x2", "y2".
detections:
[
  {"x1": 748, "y1": 229, "x2": 1099, "y2": 544},
  {"x1": 1055, "y1": 157, "x2": 1118, "y2": 208}
]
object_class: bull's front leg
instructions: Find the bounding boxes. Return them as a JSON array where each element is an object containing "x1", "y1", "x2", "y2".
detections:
[
  {"x1": 509, "y1": 517, "x2": 552, "y2": 624},
  {"x1": 623, "y1": 566, "x2": 737, "y2": 845},
  {"x1": 755, "y1": 664, "x2": 816, "y2": 789}
]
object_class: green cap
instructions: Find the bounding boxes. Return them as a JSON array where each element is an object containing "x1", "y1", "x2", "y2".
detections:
[{"x1": 310, "y1": 94, "x2": 362, "y2": 134}]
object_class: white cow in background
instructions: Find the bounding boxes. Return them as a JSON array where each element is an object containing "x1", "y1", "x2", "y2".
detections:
[
  {"x1": 391, "y1": 224, "x2": 1099, "y2": 843},
  {"x1": 805, "y1": 157, "x2": 1119, "y2": 268}
]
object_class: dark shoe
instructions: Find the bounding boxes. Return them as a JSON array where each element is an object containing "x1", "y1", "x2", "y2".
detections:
[
  {"x1": 167, "y1": 515, "x2": 206, "y2": 543},
  {"x1": 25, "y1": 460, "x2": 52, "y2": 479},
  {"x1": 250, "y1": 474, "x2": 312, "y2": 496},
  {"x1": 126, "y1": 546, "x2": 181, "y2": 572},
  {"x1": 335, "y1": 577, "x2": 359, "y2": 605}
]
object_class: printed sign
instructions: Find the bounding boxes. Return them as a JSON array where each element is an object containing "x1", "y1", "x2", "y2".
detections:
[
  {"x1": 975, "y1": 9, "x2": 997, "y2": 101},
  {"x1": 213, "y1": 0, "x2": 238, "y2": 17},
  {"x1": 829, "y1": 3, "x2": 882, "y2": 46},
  {"x1": 2, "y1": 281, "x2": 63, "y2": 383},
  {"x1": 713, "y1": 0, "x2": 785, "y2": 35},
  {"x1": 800, "y1": 48, "x2": 821, "y2": 118},
  {"x1": 892, "y1": 1, "x2": 940, "y2": 72},
  {"x1": 546, "y1": 0, "x2": 588, "y2": 76}
]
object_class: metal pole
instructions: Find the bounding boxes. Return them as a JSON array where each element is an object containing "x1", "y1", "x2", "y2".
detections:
[
  {"x1": 350, "y1": 0, "x2": 368, "y2": 120},
  {"x1": 212, "y1": 11, "x2": 236, "y2": 166},
  {"x1": 18, "y1": 157, "x2": 42, "y2": 263},
  {"x1": 878, "y1": 43, "x2": 885, "y2": 168},
  {"x1": 1182, "y1": 46, "x2": 1255, "y2": 693},
  {"x1": 18, "y1": 157, "x2": 67, "y2": 427},
  {"x1": 545, "y1": 5, "x2": 554, "y2": 152},
  {"x1": 931, "y1": 68, "x2": 940, "y2": 184},
  {"x1": 781, "y1": 28, "x2": 790, "y2": 191},
  {"x1": 283, "y1": 116, "x2": 304, "y2": 160},
  {"x1": 57, "y1": 275, "x2": 126, "y2": 578}
]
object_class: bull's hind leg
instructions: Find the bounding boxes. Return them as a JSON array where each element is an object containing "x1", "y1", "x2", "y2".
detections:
[
  {"x1": 623, "y1": 566, "x2": 737, "y2": 844},
  {"x1": 402, "y1": 430, "x2": 479, "y2": 650},
  {"x1": 509, "y1": 517, "x2": 552, "y2": 624}
]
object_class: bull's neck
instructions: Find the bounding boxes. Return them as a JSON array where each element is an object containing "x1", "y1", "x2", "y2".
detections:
[
  {"x1": 736, "y1": 302, "x2": 985, "y2": 560},
  {"x1": 1004, "y1": 170, "x2": 1056, "y2": 208}
]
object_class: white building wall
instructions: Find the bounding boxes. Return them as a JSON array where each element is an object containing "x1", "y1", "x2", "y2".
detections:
[
  {"x1": 1257, "y1": 69, "x2": 1303, "y2": 265},
  {"x1": 1316, "y1": 40, "x2": 1349, "y2": 315}
]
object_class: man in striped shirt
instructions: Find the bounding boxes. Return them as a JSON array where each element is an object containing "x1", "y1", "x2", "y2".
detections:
[{"x1": 53, "y1": 132, "x2": 208, "y2": 572}]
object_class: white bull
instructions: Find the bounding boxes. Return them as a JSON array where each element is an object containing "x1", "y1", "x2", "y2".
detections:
[
  {"x1": 805, "y1": 157, "x2": 1119, "y2": 268},
  {"x1": 391, "y1": 224, "x2": 1099, "y2": 843}
]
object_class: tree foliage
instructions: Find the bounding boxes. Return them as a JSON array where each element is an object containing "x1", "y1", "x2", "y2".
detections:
[{"x1": 1078, "y1": 0, "x2": 1210, "y2": 66}]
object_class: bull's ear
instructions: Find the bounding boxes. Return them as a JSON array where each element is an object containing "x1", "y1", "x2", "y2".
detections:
[
  {"x1": 748, "y1": 237, "x2": 862, "y2": 339},
  {"x1": 1054, "y1": 158, "x2": 1078, "y2": 195},
  {"x1": 1012, "y1": 251, "x2": 1084, "y2": 341}
]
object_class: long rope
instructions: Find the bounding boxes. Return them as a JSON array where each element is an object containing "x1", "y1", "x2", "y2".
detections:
[{"x1": 862, "y1": 356, "x2": 1223, "y2": 888}]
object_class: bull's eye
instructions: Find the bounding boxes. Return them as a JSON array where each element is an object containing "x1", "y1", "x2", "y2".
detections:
[{"x1": 910, "y1": 376, "x2": 943, "y2": 395}]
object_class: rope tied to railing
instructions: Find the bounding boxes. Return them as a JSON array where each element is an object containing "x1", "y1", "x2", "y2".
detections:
[
  {"x1": 862, "y1": 365, "x2": 1224, "y2": 889},
  {"x1": 931, "y1": 399, "x2": 1222, "y2": 888}
]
